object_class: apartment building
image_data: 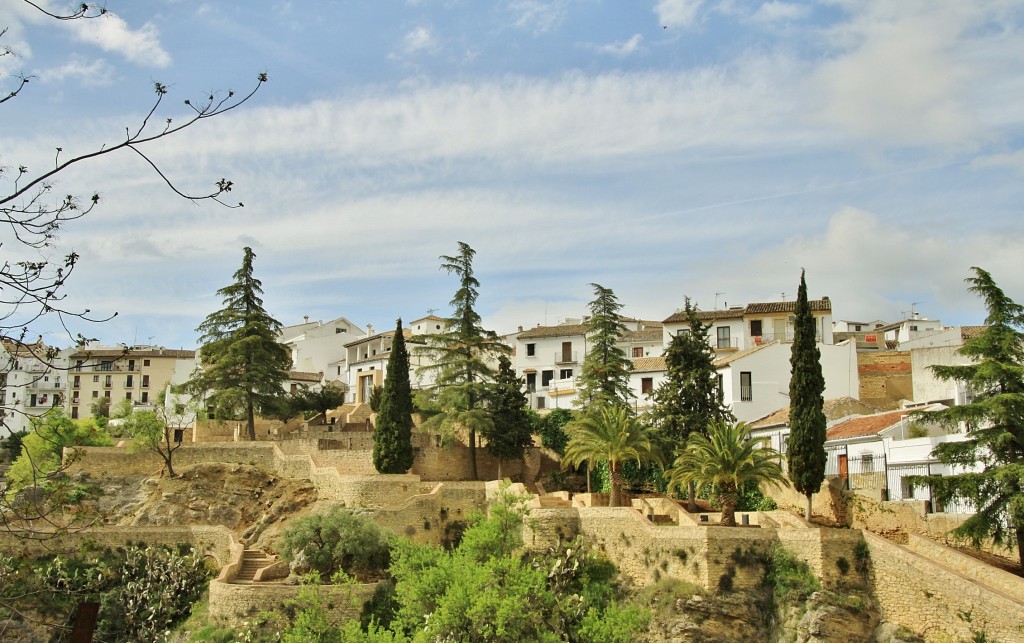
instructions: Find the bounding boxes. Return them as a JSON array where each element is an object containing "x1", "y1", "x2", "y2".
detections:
[
  {"x1": 662, "y1": 297, "x2": 834, "y2": 352},
  {"x1": 0, "y1": 340, "x2": 68, "y2": 433},
  {"x1": 66, "y1": 345, "x2": 197, "y2": 420}
]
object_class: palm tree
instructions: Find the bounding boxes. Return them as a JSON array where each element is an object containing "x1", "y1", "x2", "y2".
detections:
[
  {"x1": 667, "y1": 420, "x2": 788, "y2": 526},
  {"x1": 562, "y1": 405, "x2": 662, "y2": 507}
]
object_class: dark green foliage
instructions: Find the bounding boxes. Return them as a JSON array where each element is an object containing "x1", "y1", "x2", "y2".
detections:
[
  {"x1": 907, "y1": 267, "x2": 1024, "y2": 566},
  {"x1": 483, "y1": 355, "x2": 536, "y2": 472},
  {"x1": 89, "y1": 396, "x2": 111, "y2": 427},
  {"x1": 1, "y1": 544, "x2": 207, "y2": 641},
  {"x1": 854, "y1": 539, "x2": 870, "y2": 576},
  {"x1": 369, "y1": 385, "x2": 384, "y2": 413},
  {"x1": 539, "y1": 408, "x2": 574, "y2": 454},
  {"x1": 6, "y1": 411, "x2": 111, "y2": 492},
  {"x1": 292, "y1": 385, "x2": 348, "y2": 421},
  {"x1": 416, "y1": 242, "x2": 510, "y2": 480},
  {"x1": 762, "y1": 546, "x2": 819, "y2": 603},
  {"x1": 787, "y1": 270, "x2": 827, "y2": 519},
  {"x1": 374, "y1": 319, "x2": 415, "y2": 474},
  {"x1": 577, "y1": 283, "x2": 633, "y2": 409},
  {"x1": 278, "y1": 508, "x2": 393, "y2": 582},
  {"x1": 186, "y1": 247, "x2": 292, "y2": 441},
  {"x1": 3, "y1": 429, "x2": 27, "y2": 463},
  {"x1": 651, "y1": 298, "x2": 734, "y2": 453}
]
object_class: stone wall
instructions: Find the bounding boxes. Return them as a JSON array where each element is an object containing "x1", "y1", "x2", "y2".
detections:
[
  {"x1": 764, "y1": 477, "x2": 850, "y2": 525},
  {"x1": 372, "y1": 482, "x2": 488, "y2": 546},
  {"x1": 207, "y1": 579, "x2": 379, "y2": 627},
  {"x1": 864, "y1": 531, "x2": 1024, "y2": 642},
  {"x1": 857, "y1": 351, "x2": 912, "y2": 410},
  {"x1": 0, "y1": 525, "x2": 236, "y2": 567}
]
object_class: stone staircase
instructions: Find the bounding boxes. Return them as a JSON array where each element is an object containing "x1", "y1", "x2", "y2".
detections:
[{"x1": 233, "y1": 548, "x2": 276, "y2": 584}]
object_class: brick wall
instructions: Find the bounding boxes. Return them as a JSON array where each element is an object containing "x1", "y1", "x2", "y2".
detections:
[{"x1": 857, "y1": 351, "x2": 912, "y2": 409}]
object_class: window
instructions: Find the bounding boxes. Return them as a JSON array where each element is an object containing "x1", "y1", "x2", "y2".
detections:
[
  {"x1": 526, "y1": 343, "x2": 536, "y2": 357},
  {"x1": 910, "y1": 325, "x2": 918, "y2": 332},
  {"x1": 71, "y1": 407, "x2": 79, "y2": 419},
  {"x1": 128, "y1": 359, "x2": 135, "y2": 371},
  {"x1": 73, "y1": 376, "x2": 80, "y2": 388},
  {"x1": 93, "y1": 375, "x2": 99, "y2": 383},
  {"x1": 633, "y1": 347, "x2": 644, "y2": 358},
  {"x1": 536, "y1": 397, "x2": 545, "y2": 409},
  {"x1": 860, "y1": 453, "x2": 875, "y2": 473},
  {"x1": 541, "y1": 370, "x2": 554, "y2": 387},
  {"x1": 125, "y1": 392, "x2": 132, "y2": 401},
  {"x1": 92, "y1": 391, "x2": 99, "y2": 398},
  {"x1": 750, "y1": 320, "x2": 762, "y2": 337},
  {"x1": 99, "y1": 361, "x2": 112, "y2": 371},
  {"x1": 740, "y1": 371, "x2": 752, "y2": 401},
  {"x1": 125, "y1": 375, "x2": 133, "y2": 388},
  {"x1": 525, "y1": 373, "x2": 536, "y2": 392},
  {"x1": 141, "y1": 391, "x2": 149, "y2": 404},
  {"x1": 717, "y1": 374, "x2": 724, "y2": 400},
  {"x1": 717, "y1": 326, "x2": 731, "y2": 349},
  {"x1": 75, "y1": 360, "x2": 83, "y2": 372},
  {"x1": 104, "y1": 391, "x2": 111, "y2": 399},
  {"x1": 854, "y1": 324, "x2": 863, "y2": 332},
  {"x1": 142, "y1": 375, "x2": 150, "y2": 388},
  {"x1": 104, "y1": 375, "x2": 112, "y2": 387},
  {"x1": 559, "y1": 368, "x2": 573, "y2": 380},
  {"x1": 560, "y1": 341, "x2": 573, "y2": 362},
  {"x1": 336, "y1": 328, "x2": 347, "y2": 333},
  {"x1": 143, "y1": 359, "x2": 151, "y2": 367},
  {"x1": 641, "y1": 377, "x2": 653, "y2": 395}
]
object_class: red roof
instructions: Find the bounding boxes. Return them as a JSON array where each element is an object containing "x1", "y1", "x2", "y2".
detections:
[{"x1": 826, "y1": 409, "x2": 909, "y2": 440}]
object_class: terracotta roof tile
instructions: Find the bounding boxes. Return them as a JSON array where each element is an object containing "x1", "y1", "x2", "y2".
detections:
[
  {"x1": 663, "y1": 308, "x2": 744, "y2": 324},
  {"x1": 750, "y1": 397, "x2": 881, "y2": 429},
  {"x1": 624, "y1": 328, "x2": 663, "y2": 342},
  {"x1": 960, "y1": 326, "x2": 987, "y2": 340},
  {"x1": 744, "y1": 299, "x2": 832, "y2": 314},
  {"x1": 289, "y1": 371, "x2": 323, "y2": 382},
  {"x1": 517, "y1": 324, "x2": 589, "y2": 339},
  {"x1": 631, "y1": 356, "x2": 666, "y2": 373},
  {"x1": 826, "y1": 409, "x2": 911, "y2": 440}
]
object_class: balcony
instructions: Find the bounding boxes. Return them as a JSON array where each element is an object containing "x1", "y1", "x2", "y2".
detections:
[{"x1": 554, "y1": 351, "x2": 578, "y2": 365}]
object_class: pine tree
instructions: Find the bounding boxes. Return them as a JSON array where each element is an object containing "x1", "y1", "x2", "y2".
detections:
[
  {"x1": 787, "y1": 269, "x2": 827, "y2": 520},
  {"x1": 577, "y1": 283, "x2": 632, "y2": 409},
  {"x1": 909, "y1": 267, "x2": 1024, "y2": 566},
  {"x1": 417, "y1": 242, "x2": 510, "y2": 480},
  {"x1": 374, "y1": 318, "x2": 415, "y2": 474},
  {"x1": 187, "y1": 247, "x2": 291, "y2": 441},
  {"x1": 651, "y1": 298, "x2": 734, "y2": 510},
  {"x1": 483, "y1": 355, "x2": 537, "y2": 478}
]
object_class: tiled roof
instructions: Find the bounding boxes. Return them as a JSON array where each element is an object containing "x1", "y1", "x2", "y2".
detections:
[
  {"x1": 517, "y1": 324, "x2": 589, "y2": 340},
  {"x1": 713, "y1": 340, "x2": 775, "y2": 367},
  {"x1": 750, "y1": 397, "x2": 883, "y2": 429},
  {"x1": 663, "y1": 308, "x2": 743, "y2": 324},
  {"x1": 744, "y1": 299, "x2": 832, "y2": 314},
  {"x1": 68, "y1": 348, "x2": 195, "y2": 359},
  {"x1": 624, "y1": 328, "x2": 663, "y2": 342},
  {"x1": 631, "y1": 356, "x2": 666, "y2": 373},
  {"x1": 960, "y1": 326, "x2": 987, "y2": 340},
  {"x1": 344, "y1": 329, "x2": 410, "y2": 348},
  {"x1": 289, "y1": 371, "x2": 322, "y2": 382},
  {"x1": 664, "y1": 299, "x2": 831, "y2": 324},
  {"x1": 826, "y1": 408, "x2": 911, "y2": 441}
]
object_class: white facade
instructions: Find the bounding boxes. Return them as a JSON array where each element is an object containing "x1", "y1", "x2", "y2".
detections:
[
  {"x1": 514, "y1": 323, "x2": 588, "y2": 411},
  {"x1": 663, "y1": 298, "x2": 835, "y2": 354},
  {"x1": 280, "y1": 316, "x2": 366, "y2": 384},
  {"x1": 879, "y1": 315, "x2": 944, "y2": 345},
  {"x1": 717, "y1": 339, "x2": 859, "y2": 423},
  {"x1": 0, "y1": 342, "x2": 69, "y2": 434}
]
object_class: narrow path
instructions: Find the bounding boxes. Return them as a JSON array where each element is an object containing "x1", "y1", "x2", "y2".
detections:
[{"x1": 231, "y1": 548, "x2": 275, "y2": 584}]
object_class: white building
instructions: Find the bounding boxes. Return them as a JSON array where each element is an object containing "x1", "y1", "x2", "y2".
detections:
[
  {"x1": 279, "y1": 316, "x2": 366, "y2": 385},
  {"x1": 662, "y1": 297, "x2": 834, "y2": 352},
  {"x1": 0, "y1": 340, "x2": 69, "y2": 434}
]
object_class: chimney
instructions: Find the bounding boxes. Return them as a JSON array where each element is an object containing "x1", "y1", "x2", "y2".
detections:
[
  {"x1": 367, "y1": 324, "x2": 374, "y2": 336},
  {"x1": 518, "y1": 325, "x2": 523, "y2": 332},
  {"x1": 304, "y1": 315, "x2": 309, "y2": 323}
]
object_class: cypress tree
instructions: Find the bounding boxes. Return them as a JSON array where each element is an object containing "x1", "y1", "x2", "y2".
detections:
[
  {"x1": 483, "y1": 355, "x2": 536, "y2": 478},
  {"x1": 373, "y1": 318, "x2": 415, "y2": 474},
  {"x1": 188, "y1": 247, "x2": 291, "y2": 441},
  {"x1": 787, "y1": 269, "x2": 827, "y2": 520}
]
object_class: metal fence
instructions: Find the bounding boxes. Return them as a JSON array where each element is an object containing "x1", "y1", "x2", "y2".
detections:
[{"x1": 823, "y1": 444, "x2": 974, "y2": 515}]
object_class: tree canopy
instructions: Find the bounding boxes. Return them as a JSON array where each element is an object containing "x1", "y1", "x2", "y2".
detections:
[
  {"x1": 482, "y1": 355, "x2": 537, "y2": 477},
  {"x1": 909, "y1": 267, "x2": 1024, "y2": 566},
  {"x1": 786, "y1": 270, "x2": 827, "y2": 521},
  {"x1": 374, "y1": 319, "x2": 416, "y2": 474},
  {"x1": 416, "y1": 242, "x2": 509, "y2": 479},
  {"x1": 577, "y1": 284, "x2": 632, "y2": 410},
  {"x1": 186, "y1": 247, "x2": 292, "y2": 441}
]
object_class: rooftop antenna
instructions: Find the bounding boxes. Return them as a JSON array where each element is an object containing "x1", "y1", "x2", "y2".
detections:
[
  {"x1": 714, "y1": 292, "x2": 725, "y2": 310},
  {"x1": 781, "y1": 292, "x2": 787, "y2": 301},
  {"x1": 426, "y1": 308, "x2": 438, "y2": 316}
]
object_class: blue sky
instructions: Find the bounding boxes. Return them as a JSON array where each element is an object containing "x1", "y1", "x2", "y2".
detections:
[{"x1": 2, "y1": 0, "x2": 1023, "y2": 350}]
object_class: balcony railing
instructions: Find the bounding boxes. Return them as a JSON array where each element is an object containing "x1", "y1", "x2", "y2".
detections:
[{"x1": 554, "y1": 351, "x2": 578, "y2": 364}]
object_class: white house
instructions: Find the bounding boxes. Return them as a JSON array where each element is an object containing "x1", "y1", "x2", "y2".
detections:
[
  {"x1": 0, "y1": 340, "x2": 69, "y2": 434},
  {"x1": 876, "y1": 313, "x2": 944, "y2": 346},
  {"x1": 279, "y1": 316, "x2": 366, "y2": 385},
  {"x1": 662, "y1": 297, "x2": 834, "y2": 353}
]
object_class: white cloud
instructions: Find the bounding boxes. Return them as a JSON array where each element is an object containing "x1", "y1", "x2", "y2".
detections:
[
  {"x1": 597, "y1": 34, "x2": 643, "y2": 56},
  {"x1": 63, "y1": 11, "x2": 171, "y2": 67},
  {"x1": 971, "y1": 149, "x2": 1024, "y2": 174},
  {"x1": 400, "y1": 25, "x2": 440, "y2": 55},
  {"x1": 809, "y1": 0, "x2": 1018, "y2": 148},
  {"x1": 36, "y1": 58, "x2": 116, "y2": 86},
  {"x1": 654, "y1": 0, "x2": 703, "y2": 29},
  {"x1": 508, "y1": 0, "x2": 568, "y2": 34},
  {"x1": 751, "y1": 1, "x2": 809, "y2": 23}
]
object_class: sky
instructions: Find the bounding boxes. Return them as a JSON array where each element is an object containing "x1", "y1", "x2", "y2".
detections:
[{"x1": 2, "y1": 0, "x2": 1023, "y2": 350}]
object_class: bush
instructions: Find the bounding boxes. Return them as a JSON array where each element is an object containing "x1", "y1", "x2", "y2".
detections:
[
  {"x1": 278, "y1": 509, "x2": 392, "y2": 581},
  {"x1": 763, "y1": 547, "x2": 819, "y2": 603},
  {"x1": 539, "y1": 408, "x2": 573, "y2": 454}
]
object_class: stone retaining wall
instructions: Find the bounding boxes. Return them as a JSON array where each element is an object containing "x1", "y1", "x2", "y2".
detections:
[
  {"x1": 207, "y1": 580, "x2": 379, "y2": 627},
  {"x1": 864, "y1": 531, "x2": 1024, "y2": 642}
]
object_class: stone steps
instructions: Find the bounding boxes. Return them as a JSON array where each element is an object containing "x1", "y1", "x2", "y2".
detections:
[{"x1": 233, "y1": 548, "x2": 276, "y2": 584}]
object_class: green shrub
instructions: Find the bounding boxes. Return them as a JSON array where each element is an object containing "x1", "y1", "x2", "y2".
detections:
[
  {"x1": 278, "y1": 508, "x2": 392, "y2": 581},
  {"x1": 763, "y1": 547, "x2": 819, "y2": 603}
]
